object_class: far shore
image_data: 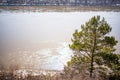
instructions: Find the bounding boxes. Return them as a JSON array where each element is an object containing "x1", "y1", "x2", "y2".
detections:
[{"x1": 0, "y1": 6, "x2": 120, "y2": 12}]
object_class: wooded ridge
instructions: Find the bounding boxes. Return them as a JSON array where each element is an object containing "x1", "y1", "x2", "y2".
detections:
[{"x1": 0, "y1": 0, "x2": 120, "y2": 6}]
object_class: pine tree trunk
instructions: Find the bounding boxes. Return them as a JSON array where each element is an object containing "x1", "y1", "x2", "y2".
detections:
[{"x1": 90, "y1": 27, "x2": 97, "y2": 78}]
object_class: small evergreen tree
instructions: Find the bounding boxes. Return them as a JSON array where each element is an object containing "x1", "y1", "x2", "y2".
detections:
[{"x1": 68, "y1": 16, "x2": 118, "y2": 79}]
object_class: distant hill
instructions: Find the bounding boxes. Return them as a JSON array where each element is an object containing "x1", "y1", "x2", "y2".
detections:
[{"x1": 0, "y1": 0, "x2": 120, "y2": 6}]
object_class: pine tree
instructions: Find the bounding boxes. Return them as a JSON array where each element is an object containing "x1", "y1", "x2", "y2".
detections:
[{"x1": 69, "y1": 16, "x2": 118, "y2": 78}]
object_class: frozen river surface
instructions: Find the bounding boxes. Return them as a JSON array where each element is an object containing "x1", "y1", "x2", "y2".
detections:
[{"x1": 0, "y1": 11, "x2": 120, "y2": 70}]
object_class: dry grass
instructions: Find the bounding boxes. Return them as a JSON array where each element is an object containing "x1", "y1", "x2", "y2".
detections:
[
  {"x1": 1, "y1": 68, "x2": 119, "y2": 80},
  {"x1": 0, "y1": 70, "x2": 89, "y2": 80}
]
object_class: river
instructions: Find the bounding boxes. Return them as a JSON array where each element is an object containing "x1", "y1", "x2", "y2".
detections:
[{"x1": 0, "y1": 11, "x2": 120, "y2": 71}]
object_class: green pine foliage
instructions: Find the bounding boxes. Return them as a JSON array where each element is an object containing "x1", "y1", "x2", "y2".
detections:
[{"x1": 68, "y1": 16, "x2": 120, "y2": 80}]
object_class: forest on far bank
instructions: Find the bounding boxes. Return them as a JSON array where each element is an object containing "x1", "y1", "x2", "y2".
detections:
[{"x1": 0, "y1": 0, "x2": 120, "y2": 6}]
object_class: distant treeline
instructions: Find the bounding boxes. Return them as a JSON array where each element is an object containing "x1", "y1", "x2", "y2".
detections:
[{"x1": 0, "y1": 0, "x2": 120, "y2": 6}]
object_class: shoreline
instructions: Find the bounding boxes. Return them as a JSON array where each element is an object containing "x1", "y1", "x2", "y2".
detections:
[{"x1": 0, "y1": 6, "x2": 120, "y2": 12}]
